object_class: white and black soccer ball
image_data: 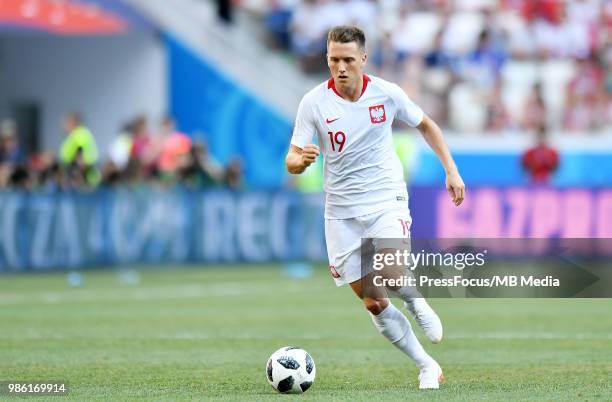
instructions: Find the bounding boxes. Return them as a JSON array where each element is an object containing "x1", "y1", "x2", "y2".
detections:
[{"x1": 266, "y1": 346, "x2": 316, "y2": 394}]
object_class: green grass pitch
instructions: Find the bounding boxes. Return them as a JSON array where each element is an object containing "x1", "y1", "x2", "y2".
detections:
[{"x1": 1, "y1": 265, "x2": 611, "y2": 401}]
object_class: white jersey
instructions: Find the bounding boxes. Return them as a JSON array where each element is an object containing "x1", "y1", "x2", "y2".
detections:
[{"x1": 291, "y1": 74, "x2": 424, "y2": 219}]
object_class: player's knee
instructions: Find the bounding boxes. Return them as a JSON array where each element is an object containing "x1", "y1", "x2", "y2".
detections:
[{"x1": 363, "y1": 297, "x2": 389, "y2": 315}]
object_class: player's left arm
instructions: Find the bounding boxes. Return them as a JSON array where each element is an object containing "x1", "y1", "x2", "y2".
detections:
[{"x1": 417, "y1": 115, "x2": 465, "y2": 206}]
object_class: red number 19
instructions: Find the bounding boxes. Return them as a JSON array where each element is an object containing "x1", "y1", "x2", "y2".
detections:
[{"x1": 328, "y1": 131, "x2": 346, "y2": 152}]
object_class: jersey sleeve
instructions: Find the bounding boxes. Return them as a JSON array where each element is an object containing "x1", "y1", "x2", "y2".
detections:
[
  {"x1": 388, "y1": 83, "x2": 424, "y2": 127},
  {"x1": 290, "y1": 96, "x2": 316, "y2": 149}
]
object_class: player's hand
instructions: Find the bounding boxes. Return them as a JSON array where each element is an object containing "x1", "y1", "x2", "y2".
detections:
[
  {"x1": 301, "y1": 144, "x2": 320, "y2": 167},
  {"x1": 446, "y1": 170, "x2": 465, "y2": 206}
]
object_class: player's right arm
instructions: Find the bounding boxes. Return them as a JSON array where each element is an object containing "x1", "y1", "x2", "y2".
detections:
[
  {"x1": 286, "y1": 144, "x2": 320, "y2": 174},
  {"x1": 287, "y1": 94, "x2": 319, "y2": 174}
]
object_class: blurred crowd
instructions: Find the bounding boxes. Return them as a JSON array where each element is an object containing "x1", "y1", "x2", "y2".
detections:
[
  {"x1": 0, "y1": 113, "x2": 243, "y2": 191},
  {"x1": 257, "y1": 0, "x2": 612, "y2": 134}
]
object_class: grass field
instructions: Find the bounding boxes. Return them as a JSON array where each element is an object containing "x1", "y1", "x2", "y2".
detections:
[{"x1": 1, "y1": 265, "x2": 611, "y2": 401}]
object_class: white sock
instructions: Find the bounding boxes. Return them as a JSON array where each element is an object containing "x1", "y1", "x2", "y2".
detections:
[
  {"x1": 392, "y1": 274, "x2": 423, "y2": 301},
  {"x1": 370, "y1": 303, "x2": 435, "y2": 369}
]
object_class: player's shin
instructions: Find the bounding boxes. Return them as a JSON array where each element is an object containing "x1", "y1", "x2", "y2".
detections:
[
  {"x1": 379, "y1": 265, "x2": 444, "y2": 344},
  {"x1": 369, "y1": 303, "x2": 435, "y2": 369}
]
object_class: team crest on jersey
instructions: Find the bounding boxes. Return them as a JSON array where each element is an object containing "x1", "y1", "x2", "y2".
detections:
[
  {"x1": 329, "y1": 265, "x2": 341, "y2": 278},
  {"x1": 369, "y1": 105, "x2": 386, "y2": 124}
]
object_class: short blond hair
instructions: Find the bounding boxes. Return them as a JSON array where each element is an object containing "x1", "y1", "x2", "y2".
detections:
[{"x1": 327, "y1": 26, "x2": 366, "y2": 51}]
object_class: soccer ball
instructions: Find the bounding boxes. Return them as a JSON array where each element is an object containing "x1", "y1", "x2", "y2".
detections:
[{"x1": 266, "y1": 346, "x2": 316, "y2": 394}]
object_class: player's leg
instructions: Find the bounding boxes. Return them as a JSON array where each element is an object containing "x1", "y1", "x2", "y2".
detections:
[
  {"x1": 404, "y1": 298, "x2": 444, "y2": 344},
  {"x1": 366, "y1": 207, "x2": 444, "y2": 344},
  {"x1": 325, "y1": 217, "x2": 443, "y2": 388},
  {"x1": 324, "y1": 217, "x2": 429, "y2": 361},
  {"x1": 349, "y1": 272, "x2": 443, "y2": 389},
  {"x1": 375, "y1": 247, "x2": 444, "y2": 344}
]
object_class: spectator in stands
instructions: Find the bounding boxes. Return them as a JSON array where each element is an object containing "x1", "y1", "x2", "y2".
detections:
[
  {"x1": 0, "y1": 111, "x2": 244, "y2": 191},
  {"x1": 520, "y1": 0, "x2": 564, "y2": 23},
  {"x1": 605, "y1": 0, "x2": 612, "y2": 28},
  {"x1": 606, "y1": 56, "x2": 612, "y2": 132},
  {"x1": 130, "y1": 116, "x2": 157, "y2": 177},
  {"x1": 30, "y1": 151, "x2": 62, "y2": 191},
  {"x1": 486, "y1": 81, "x2": 511, "y2": 131},
  {"x1": 60, "y1": 112, "x2": 98, "y2": 166},
  {"x1": 216, "y1": 0, "x2": 233, "y2": 24},
  {"x1": 101, "y1": 159, "x2": 122, "y2": 187},
  {"x1": 177, "y1": 141, "x2": 224, "y2": 188},
  {"x1": 522, "y1": 82, "x2": 548, "y2": 131},
  {"x1": 157, "y1": 116, "x2": 193, "y2": 177},
  {"x1": 6, "y1": 165, "x2": 31, "y2": 190},
  {"x1": 563, "y1": 54, "x2": 607, "y2": 132},
  {"x1": 344, "y1": 0, "x2": 377, "y2": 42},
  {"x1": 531, "y1": 1, "x2": 591, "y2": 59},
  {"x1": 59, "y1": 112, "x2": 99, "y2": 187},
  {"x1": 566, "y1": 0, "x2": 602, "y2": 55},
  {"x1": 521, "y1": 124, "x2": 559, "y2": 183},
  {"x1": 418, "y1": 30, "x2": 456, "y2": 123},
  {"x1": 289, "y1": 0, "x2": 330, "y2": 72},
  {"x1": 459, "y1": 29, "x2": 507, "y2": 90},
  {"x1": 67, "y1": 148, "x2": 90, "y2": 188},
  {"x1": 424, "y1": 30, "x2": 454, "y2": 70},
  {"x1": 0, "y1": 164, "x2": 11, "y2": 188},
  {"x1": 130, "y1": 117, "x2": 148, "y2": 158},
  {"x1": 371, "y1": 31, "x2": 400, "y2": 78},
  {"x1": 260, "y1": 0, "x2": 609, "y2": 134},
  {"x1": 225, "y1": 158, "x2": 243, "y2": 189},
  {"x1": 265, "y1": 0, "x2": 299, "y2": 49},
  {"x1": 99, "y1": 121, "x2": 133, "y2": 186},
  {"x1": 0, "y1": 119, "x2": 25, "y2": 166}
]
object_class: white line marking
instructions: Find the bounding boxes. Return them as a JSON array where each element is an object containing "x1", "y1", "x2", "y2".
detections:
[{"x1": 0, "y1": 282, "x2": 325, "y2": 305}]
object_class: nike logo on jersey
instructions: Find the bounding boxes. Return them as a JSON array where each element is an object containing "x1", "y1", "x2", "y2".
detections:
[{"x1": 326, "y1": 117, "x2": 340, "y2": 124}]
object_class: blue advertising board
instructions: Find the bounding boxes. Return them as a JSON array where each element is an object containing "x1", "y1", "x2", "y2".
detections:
[{"x1": 0, "y1": 190, "x2": 326, "y2": 272}]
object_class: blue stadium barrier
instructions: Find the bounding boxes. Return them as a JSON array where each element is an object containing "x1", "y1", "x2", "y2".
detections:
[
  {"x1": 0, "y1": 190, "x2": 326, "y2": 272},
  {"x1": 166, "y1": 35, "x2": 293, "y2": 189},
  {"x1": 413, "y1": 151, "x2": 612, "y2": 187}
]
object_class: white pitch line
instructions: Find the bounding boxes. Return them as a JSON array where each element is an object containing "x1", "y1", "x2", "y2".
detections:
[
  {"x1": 0, "y1": 331, "x2": 329, "y2": 341},
  {"x1": 447, "y1": 331, "x2": 612, "y2": 340},
  {"x1": 0, "y1": 282, "x2": 323, "y2": 306},
  {"x1": 1, "y1": 330, "x2": 610, "y2": 342}
]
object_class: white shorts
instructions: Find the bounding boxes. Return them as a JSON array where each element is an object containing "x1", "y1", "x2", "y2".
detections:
[{"x1": 325, "y1": 205, "x2": 412, "y2": 286}]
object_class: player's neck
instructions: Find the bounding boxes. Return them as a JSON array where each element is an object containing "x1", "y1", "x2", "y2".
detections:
[{"x1": 337, "y1": 77, "x2": 364, "y2": 102}]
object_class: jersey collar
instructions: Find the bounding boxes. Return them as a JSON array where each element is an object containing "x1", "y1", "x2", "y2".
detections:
[{"x1": 327, "y1": 74, "x2": 370, "y2": 101}]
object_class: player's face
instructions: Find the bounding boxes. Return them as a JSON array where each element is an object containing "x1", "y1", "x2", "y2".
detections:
[{"x1": 327, "y1": 41, "x2": 367, "y2": 88}]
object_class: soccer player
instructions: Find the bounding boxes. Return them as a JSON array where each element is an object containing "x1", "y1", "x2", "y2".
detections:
[{"x1": 285, "y1": 26, "x2": 465, "y2": 389}]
